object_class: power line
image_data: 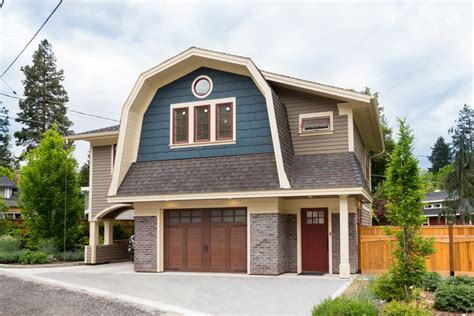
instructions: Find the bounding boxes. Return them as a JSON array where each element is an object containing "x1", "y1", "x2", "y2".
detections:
[
  {"x1": 0, "y1": 0, "x2": 63, "y2": 77},
  {"x1": 0, "y1": 92, "x2": 119, "y2": 123}
]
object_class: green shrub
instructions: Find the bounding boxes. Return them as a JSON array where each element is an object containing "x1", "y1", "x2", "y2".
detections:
[
  {"x1": 0, "y1": 235, "x2": 21, "y2": 252},
  {"x1": 434, "y1": 283, "x2": 474, "y2": 313},
  {"x1": 370, "y1": 273, "x2": 406, "y2": 301},
  {"x1": 443, "y1": 275, "x2": 474, "y2": 287},
  {"x1": 383, "y1": 301, "x2": 431, "y2": 316},
  {"x1": 18, "y1": 250, "x2": 48, "y2": 264},
  {"x1": 420, "y1": 272, "x2": 442, "y2": 292},
  {"x1": 0, "y1": 251, "x2": 20, "y2": 263},
  {"x1": 54, "y1": 250, "x2": 84, "y2": 261},
  {"x1": 312, "y1": 296, "x2": 378, "y2": 316},
  {"x1": 38, "y1": 238, "x2": 57, "y2": 255}
]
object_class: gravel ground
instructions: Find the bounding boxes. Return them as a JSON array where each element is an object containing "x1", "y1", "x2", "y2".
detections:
[{"x1": 0, "y1": 274, "x2": 164, "y2": 316}]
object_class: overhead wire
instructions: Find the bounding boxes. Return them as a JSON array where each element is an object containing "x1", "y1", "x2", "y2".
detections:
[{"x1": 0, "y1": 0, "x2": 63, "y2": 77}]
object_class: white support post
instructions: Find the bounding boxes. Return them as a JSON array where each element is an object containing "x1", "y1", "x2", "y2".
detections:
[
  {"x1": 339, "y1": 195, "x2": 350, "y2": 278},
  {"x1": 89, "y1": 221, "x2": 99, "y2": 264},
  {"x1": 104, "y1": 220, "x2": 113, "y2": 245}
]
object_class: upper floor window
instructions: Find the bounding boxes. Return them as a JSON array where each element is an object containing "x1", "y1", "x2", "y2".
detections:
[
  {"x1": 194, "y1": 105, "x2": 210, "y2": 142},
  {"x1": 192, "y1": 75, "x2": 213, "y2": 99},
  {"x1": 170, "y1": 97, "x2": 236, "y2": 148},
  {"x1": 173, "y1": 108, "x2": 189, "y2": 144},
  {"x1": 217, "y1": 103, "x2": 233, "y2": 140},
  {"x1": 299, "y1": 111, "x2": 334, "y2": 135}
]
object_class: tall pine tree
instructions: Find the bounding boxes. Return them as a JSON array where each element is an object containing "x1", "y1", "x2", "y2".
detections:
[
  {"x1": 0, "y1": 105, "x2": 14, "y2": 167},
  {"x1": 15, "y1": 39, "x2": 72, "y2": 152},
  {"x1": 428, "y1": 136, "x2": 452, "y2": 173}
]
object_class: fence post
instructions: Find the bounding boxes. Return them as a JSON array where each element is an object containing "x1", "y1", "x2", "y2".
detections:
[{"x1": 448, "y1": 221, "x2": 454, "y2": 276}]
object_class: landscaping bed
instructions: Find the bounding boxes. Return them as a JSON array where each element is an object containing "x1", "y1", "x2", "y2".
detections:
[
  {"x1": 312, "y1": 273, "x2": 474, "y2": 315},
  {"x1": 0, "y1": 235, "x2": 84, "y2": 265}
]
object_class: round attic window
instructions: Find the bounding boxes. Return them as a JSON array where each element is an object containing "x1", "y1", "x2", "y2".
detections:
[{"x1": 192, "y1": 75, "x2": 213, "y2": 98}]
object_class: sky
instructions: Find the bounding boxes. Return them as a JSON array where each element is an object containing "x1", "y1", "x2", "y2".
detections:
[{"x1": 0, "y1": 0, "x2": 472, "y2": 169}]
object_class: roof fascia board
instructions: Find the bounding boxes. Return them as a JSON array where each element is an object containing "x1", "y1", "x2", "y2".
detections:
[
  {"x1": 64, "y1": 131, "x2": 119, "y2": 142},
  {"x1": 261, "y1": 71, "x2": 373, "y2": 103},
  {"x1": 107, "y1": 187, "x2": 369, "y2": 203}
]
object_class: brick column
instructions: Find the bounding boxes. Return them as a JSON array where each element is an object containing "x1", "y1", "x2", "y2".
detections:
[
  {"x1": 250, "y1": 213, "x2": 297, "y2": 275},
  {"x1": 134, "y1": 216, "x2": 157, "y2": 272}
]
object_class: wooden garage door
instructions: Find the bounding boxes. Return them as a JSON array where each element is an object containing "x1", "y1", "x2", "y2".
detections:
[{"x1": 164, "y1": 208, "x2": 247, "y2": 273}]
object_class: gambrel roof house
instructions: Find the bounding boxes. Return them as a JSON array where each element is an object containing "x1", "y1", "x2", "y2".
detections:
[{"x1": 67, "y1": 47, "x2": 383, "y2": 278}]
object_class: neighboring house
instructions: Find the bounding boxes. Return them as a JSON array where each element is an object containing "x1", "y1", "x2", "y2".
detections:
[
  {"x1": 422, "y1": 190, "x2": 460, "y2": 225},
  {"x1": 0, "y1": 176, "x2": 21, "y2": 219},
  {"x1": 66, "y1": 47, "x2": 383, "y2": 278}
]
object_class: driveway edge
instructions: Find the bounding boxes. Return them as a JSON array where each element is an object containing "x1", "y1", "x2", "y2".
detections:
[
  {"x1": 330, "y1": 278, "x2": 354, "y2": 299},
  {"x1": 0, "y1": 270, "x2": 210, "y2": 316}
]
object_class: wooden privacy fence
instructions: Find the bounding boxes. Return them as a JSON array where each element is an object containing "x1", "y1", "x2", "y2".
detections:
[{"x1": 359, "y1": 225, "x2": 474, "y2": 276}]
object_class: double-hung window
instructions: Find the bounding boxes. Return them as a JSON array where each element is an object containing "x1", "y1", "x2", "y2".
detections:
[{"x1": 170, "y1": 97, "x2": 236, "y2": 148}]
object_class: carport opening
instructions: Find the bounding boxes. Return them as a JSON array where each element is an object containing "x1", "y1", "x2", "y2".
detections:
[{"x1": 86, "y1": 204, "x2": 135, "y2": 264}]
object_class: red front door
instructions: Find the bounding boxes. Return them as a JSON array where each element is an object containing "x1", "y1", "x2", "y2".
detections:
[{"x1": 302, "y1": 208, "x2": 329, "y2": 272}]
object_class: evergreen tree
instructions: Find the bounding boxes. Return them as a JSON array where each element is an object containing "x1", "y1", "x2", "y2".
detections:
[
  {"x1": 19, "y1": 125, "x2": 82, "y2": 249},
  {"x1": 450, "y1": 104, "x2": 473, "y2": 153},
  {"x1": 428, "y1": 136, "x2": 451, "y2": 173},
  {"x1": 78, "y1": 155, "x2": 90, "y2": 187},
  {"x1": 15, "y1": 39, "x2": 71, "y2": 153},
  {"x1": 385, "y1": 119, "x2": 434, "y2": 299},
  {"x1": 0, "y1": 105, "x2": 14, "y2": 167},
  {"x1": 443, "y1": 105, "x2": 474, "y2": 224},
  {"x1": 362, "y1": 88, "x2": 396, "y2": 190}
]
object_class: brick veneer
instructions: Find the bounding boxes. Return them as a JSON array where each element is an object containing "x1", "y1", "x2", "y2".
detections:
[
  {"x1": 331, "y1": 213, "x2": 358, "y2": 274},
  {"x1": 134, "y1": 216, "x2": 157, "y2": 272},
  {"x1": 250, "y1": 213, "x2": 297, "y2": 275}
]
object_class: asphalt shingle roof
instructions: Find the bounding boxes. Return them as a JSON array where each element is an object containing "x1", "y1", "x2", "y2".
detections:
[
  {"x1": 117, "y1": 153, "x2": 281, "y2": 196},
  {"x1": 423, "y1": 191, "x2": 448, "y2": 202},
  {"x1": 116, "y1": 152, "x2": 367, "y2": 196},
  {"x1": 72, "y1": 125, "x2": 120, "y2": 136},
  {"x1": 290, "y1": 152, "x2": 369, "y2": 190},
  {"x1": 0, "y1": 176, "x2": 16, "y2": 188}
]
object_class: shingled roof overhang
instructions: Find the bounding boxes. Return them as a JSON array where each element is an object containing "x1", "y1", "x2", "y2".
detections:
[
  {"x1": 110, "y1": 152, "x2": 371, "y2": 203},
  {"x1": 65, "y1": 125, "x2": 119, "y2": 142}
]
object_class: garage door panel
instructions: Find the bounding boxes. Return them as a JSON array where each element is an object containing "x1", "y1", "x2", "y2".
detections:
[
  {"x1": 165, "y1": 209, "x2": 247, "y2": 273},
  {"x1": 230, "y1": 226, "x2": 247, "y2": 270},
  {"x1": 186, "y1": 227, "x2": 203, "y2": 269},
  {"x1": 210, "y1": 227, "x2": 226, "y2": 269},
  {"x1": 167, "y1": 227, "x2": 183, "y2": 268}
]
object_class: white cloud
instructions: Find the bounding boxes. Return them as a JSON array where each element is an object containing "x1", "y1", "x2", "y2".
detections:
[{"x1": 0, "y1": 0, "x2": 471, "y2": 169}]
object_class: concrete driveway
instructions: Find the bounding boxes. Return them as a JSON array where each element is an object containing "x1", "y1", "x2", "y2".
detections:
[{"x1": 1, "y1": 262, "x2": 350, "y2": 316}]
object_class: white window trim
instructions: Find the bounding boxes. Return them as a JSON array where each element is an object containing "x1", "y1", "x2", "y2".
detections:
[
  {"x1": 169, "y1": 97, "x2": 236, "y2": 149},
  {"x1": 191, "y1": 75, "x2": 213, "y2": 99},
  {"x1": 298, "y1": 111, "x2": 334, "y2": 136}
]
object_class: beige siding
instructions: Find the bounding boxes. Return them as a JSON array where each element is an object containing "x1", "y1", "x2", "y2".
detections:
[
  {"x1": 276, "y1": 88, "x2": 349, "y2": 155},
  {"x1": 361, "y1": 202, "x2": 372, "y2": 226},
  {"x1": 91, "y1": 145, "x2": 113, "y2": 217},
  {"x1": 95, "y1": 244, "x2": 129, "y2": 263}
]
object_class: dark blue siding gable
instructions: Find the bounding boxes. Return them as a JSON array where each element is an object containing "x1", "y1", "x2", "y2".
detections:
[{"x1": 137, "y1": 68, "x2": 274, "y2": 161}]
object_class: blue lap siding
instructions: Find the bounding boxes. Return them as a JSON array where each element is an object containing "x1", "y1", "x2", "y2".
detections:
[{"x1": 137, "y1": 67, "x2": 274, "y2": 161}]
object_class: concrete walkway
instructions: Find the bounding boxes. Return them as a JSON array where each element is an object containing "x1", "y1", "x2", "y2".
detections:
[{"x1": 1, "y1": 262, "x2": 350, "y2": 316}]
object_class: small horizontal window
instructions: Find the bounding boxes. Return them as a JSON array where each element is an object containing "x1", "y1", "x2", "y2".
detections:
[{"x1": 298, "y1": 111, "x2": 334, "y2": 135}]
